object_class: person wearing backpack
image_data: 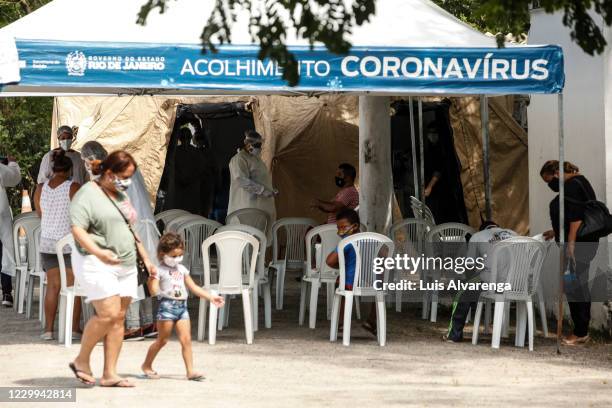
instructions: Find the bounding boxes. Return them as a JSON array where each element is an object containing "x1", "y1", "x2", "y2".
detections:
[{"x1": 540, "y1": 160, "x2": 598, "y2": 346}]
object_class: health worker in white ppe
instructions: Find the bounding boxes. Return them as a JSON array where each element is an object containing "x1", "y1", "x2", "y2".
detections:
[
  {"x1": 228, "y1": 130, "x2": 278, "y2": 231},
  {"x1": 38, "y1": 125, "x2": 88, "y2": 185},
  {"x1": 0, "y1": 155, "x2": 21, "y2": 306}
]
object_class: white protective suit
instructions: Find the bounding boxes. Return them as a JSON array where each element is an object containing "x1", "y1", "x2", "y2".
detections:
[
  {"x1": 127, "y1": 169, "x2": 159, "y2": 258},
  {"x1": 228, "y1": 149, "x2": 276, "y2": 231},
  {"x1": 0, "y1": 161, "x2": 21, "y2": 276}
]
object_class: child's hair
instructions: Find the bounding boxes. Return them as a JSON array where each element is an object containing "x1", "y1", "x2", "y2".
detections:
[
  {"x1": 51, "y1": 149, "x2": 73, "y2": 174},
  {"x1": 157, "y1": 232, "x2": 185, "y2": 261},
  {"x1": 336, "y1": 208, "x2": 360, "y2": 225}
]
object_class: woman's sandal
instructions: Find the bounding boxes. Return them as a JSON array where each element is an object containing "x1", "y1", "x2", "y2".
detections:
[
  {"x1": 68, "y1": 362, "x2": 95, "y2": 386},
  {"x1": 141, "y1": 369, "x2": 160, "y2": 380},
  {"x1": 188, "y1": 374, "x2": 206, "y2": 382},
  {"x1": 100, "y1": 379, "x2": 135, "y2": 388},
  {"x1": 562, "y1": 335, "x2": 591, "y2": 346}
]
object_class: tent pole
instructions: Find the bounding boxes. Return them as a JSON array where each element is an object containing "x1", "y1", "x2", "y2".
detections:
[
  {"x1": 418, "y1": 98, "x2": 425, "y2": 200},
  {"x1": 480, "y1": 95, "x2": 492, "y2": 220},
  {"x1": 556, "y1": 92, "x2": 565, "y2": 354},
  {"x1": 409, "y1": 96, "x2": 419, "y2": 201}
]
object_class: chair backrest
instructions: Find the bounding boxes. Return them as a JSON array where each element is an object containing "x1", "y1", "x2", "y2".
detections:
[
  {"x1": 12, "y1": 211, "x2": 38, "y2": 225},
  {"x1": 216, "y1": 224, "x2": 267, "y2": 280},
  {"x1": 304, "y1": 224, "x2": 341, "y2": 278},
  {"x1": 337, "y1": 232, "x2": 395, "y2": 296},
  {"x1": 426, "y1": 222, "x2": 475, "y2": 259},
  {"x1": 202, "y1": 230, "x2": 259, "y2": 294},
  {"x1": 491, "y1": 237, "x2": 546, "y2": 297},
  {"x1": 12, "y1": 215, "x2": 41, "y2": 269},
  {"x1": 410, "y1": 195, "x2": 435, "y2": 226},
  {"x1": 177, "y1": 218, "x2": 222, "y2": 274},
  {"x1": 55, "y1": 234, "x2": 74, "y2": 292},
  {"x1": 166, "y1": 214, "x2": 207, "y2": 233},
  {"x1": 154, "y1": 209, "x2": 190, "y2": 231},
  {"x1": 389, "y1": 218, "x2": 430, "y2": 259},
  {"x1": 271, "y1": 217, "x2": 317, "y2": 265},
  {"x1": 226, "y1": 208, "x2": 271, "y2": 237}
]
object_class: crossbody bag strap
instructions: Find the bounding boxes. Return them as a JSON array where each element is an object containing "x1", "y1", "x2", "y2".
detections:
[{"x1": 96, "y1": 181, "x2": 141, "y2": 244}]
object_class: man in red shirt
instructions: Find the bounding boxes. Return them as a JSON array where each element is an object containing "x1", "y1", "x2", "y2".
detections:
[{"x1": 313, "y1": 163, "x2": 359, "y2": 223}]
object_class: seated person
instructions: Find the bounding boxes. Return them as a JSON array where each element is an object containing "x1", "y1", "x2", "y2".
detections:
[
  {"x1": 313, "y1": 163, "x2": 359, "y2": 224},
  {"x1": 444, "y1": 220, "x2": 516, "y2": 343},
  {"x1": 325, "y1": 208, "x2": 377, "y2": 336}
]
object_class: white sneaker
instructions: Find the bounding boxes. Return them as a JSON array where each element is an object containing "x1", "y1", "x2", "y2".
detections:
[{"x1": 40, "y1": 332, "x2": 54, "y2": 341}]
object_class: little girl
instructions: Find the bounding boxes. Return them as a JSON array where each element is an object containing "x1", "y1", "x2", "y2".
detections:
[{"x1": 142, "y1": 233, "x2": 224, "y2": 381}]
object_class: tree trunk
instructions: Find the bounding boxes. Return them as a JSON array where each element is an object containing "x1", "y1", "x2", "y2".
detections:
[{"x1": 358, "y1": 96, "x2": 393, "y2": 234}]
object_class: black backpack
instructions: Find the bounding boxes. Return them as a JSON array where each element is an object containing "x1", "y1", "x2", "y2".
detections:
[{"x1": 565, "y1": 178, "x2": 612, "y2": 241}]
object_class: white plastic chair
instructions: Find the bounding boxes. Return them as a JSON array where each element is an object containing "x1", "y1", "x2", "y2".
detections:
[
  {"x1": 176, "y1": 218, "x2": 222, "y2": 284},
  {"x1": 55, "y1": 234, "x2": 88, "y2": 347},
  {"x1": 329, "y1": 232, "x2": 395, "y2": 346},
  {"x1": 226, "y1": 208, "x2": 271, "y2": 240},
  {"x1": 215, "y1": 224, "x2": 272, "y2": 331},
  {"x1": 410, "y1": 196, "x2": 435, "y2": 227},
  {"x1": 388, "y1": 219, "x2": 431, "y2": 313},
  {"x1": 425, "y1": 223, "x2": 475, "y2": 322},
  {"x1": 25, "y1": 226, "x2": 46, "y2": 322},
  {"x1": 197, "y1": 231, "x2": 259, "y2": 345},
  {"x1": 299, "y1": 224, "x2": 341, "y2": 328},
  {"x1": 165, "y1": 214, "x2": 207, "y2": 233},
  {"x1": 269, "y1": 217, "x2": 317, "y2": 310},
  {"x1": 471, "y1": 237, "x2": 546, "y2": 351},
  {"x1": 154, "y1": 209, "x2": 190, "y2": 231},
  {"x1": 12, "y1": 213, "x2": 40, "y2": 314}
]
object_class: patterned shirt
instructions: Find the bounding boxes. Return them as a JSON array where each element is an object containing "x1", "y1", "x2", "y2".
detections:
[{"x1": 327, "y1": 186, "x2": 359, "y2": 224}]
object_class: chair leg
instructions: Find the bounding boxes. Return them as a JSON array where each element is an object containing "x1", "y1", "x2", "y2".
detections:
[
  {"x1": 40, "y1": 281, "x2": 46, "y2": 327},
  {"x1": 18, "y1": 269, "x2": 28, "y2": 314},
  {"x1": 376, "y1": 293, "x2": 386, "y2": 346},
  {"x1": 515, "y1": 302, "x2": 527, "y2": 348},
  {"x1": 354, "y1": 297, "x2": 361, "y2": 320},
  {"x1": 58, "y1": 295, "x2": 66, "y2": 344},
  {"x1": 342, "y1": 293, "x2": 354, "y2": 347},
  {"x1": 275, "y1": 264, "x2": 286, "y2": 310},
  {"x1": 421, "y1": 289, "x2": 429, "y2": 320},
  {"x1": 252, "y1": 284, "x2": 259, "y2": 332},
  {"x1": 491, "y1": 300, "x2": 505, "y2": 349},
  {"x1": 241, "y1": 289, "x2": 253, "y2": 345},
  {"x1": 218, "y1": 295, "x2": 228, "y2": 331},
  {"x1": 65, "y1": 294, "x2": 74, "y2": 348},
  {"x1": 466, "y1": 307, "x2": 471, "y2": 324},
  {"x1": 208, "y1": 290, "x2": 219, "y2": 345},
  {"x1": 538, "y1": 298, "x2": 549, "y2": 337},
  {"x1": 298, "y1": 280, "x2": 308, "y2": 326},
  {"x1": 472, "y1": 301, "x2": 484, "y2": 345},
  {"x1": 308, "y1": 281, "x2": 320, "y2": 329},
  {"x1": 13, "y1": 271, "x2": 20, "y2": 312},
  {"x1": 330, "y1": 294, "x2": 341, "y2": 342},
  {"x1": 263, "y1": 282, "x2": 272, "y2": 329},
  {"x1": 197, "y1": 298, "x2": 208, "y2": 342},
  {"x1": 395, "y1": 285, "x2": 402, "y2": 313},
  {"x1": 430, "y1": 290, "x2": 438, "y2": 323},
  {"x1": 527, "y1": 300, "x2": 535, "y2": 351},
  {"x1": 26, "y1": 275, "x2": 34, "y2": 319},
  {"x1": 502, "y1": 301, "x2": 511, "y2": 338},
  {"x1": 326, "y1": 283, "x2": 334, "y2": 320},
  {"x1": 484, "y1": 301, "x2": 492, "y2": 335}
]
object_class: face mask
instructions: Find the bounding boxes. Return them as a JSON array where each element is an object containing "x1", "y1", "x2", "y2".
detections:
[
  {"x1": 163, "y1": 255, "x2": 183, "y2": 268},
  {"x1": 547, "y1": 177, "x2": 560, "y2": 193},
  {"x1": 337, "y1": 224, "x2": 357, "y2": 238},
  {"x1": 59, "y1": 139, "x2": 73, "y2": 151},
  {"x1": 335, "y1": 177, "x2": 346, "y2": 188},
  {"x1": 113, "y1": 176, "x2": 132, "y2": 192},
  {"x1": 248, "y1": 147, "x2": 261, "y2": 156}
]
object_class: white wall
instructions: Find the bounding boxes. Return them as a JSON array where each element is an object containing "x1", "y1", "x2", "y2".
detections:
[{"x1": 528, "y1": 9, "x2": 606, "y2": 235}]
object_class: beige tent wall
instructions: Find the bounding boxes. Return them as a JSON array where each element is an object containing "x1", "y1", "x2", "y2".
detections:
[
  {"x1": 52, "y1": 94, "x2": 528, "y2": 231},
  {"x1": 449, "y1": 96, "x2": 529, "y2": 234}
]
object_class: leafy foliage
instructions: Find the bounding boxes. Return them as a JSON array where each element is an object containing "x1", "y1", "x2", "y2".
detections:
[{"x1": 0, "y1": 0, "x2": 53, "y2": 213}]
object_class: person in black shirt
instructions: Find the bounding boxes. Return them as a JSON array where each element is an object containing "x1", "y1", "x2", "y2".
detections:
[{"x1": 540, "y1": 160, "x2": 596, "y2": 346}]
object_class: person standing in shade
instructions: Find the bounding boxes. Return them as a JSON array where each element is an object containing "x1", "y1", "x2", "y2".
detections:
[
  {"x1": 313, "y1": 163, "x2": 359, "y2": 224},
  {"x1": 540, "y1": 160, "x2": 597, "y2": 346},
  {"x1": 0, "y1": 155, "x2": 21, "y2": 307},
  {"x1": 228, "y1": 130, "x2": 277, "y2": 231},
  {"x1": 38, "y1": 126, "x2": 88, "y2": 185}
]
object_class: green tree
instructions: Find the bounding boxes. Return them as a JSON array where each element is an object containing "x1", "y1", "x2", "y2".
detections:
[
  {"x1": 0, "y1": 0, "x2": 53, "y2": 213},
  {"x1": 139, "y1": 0, "x2": 612, "y2": 85}
]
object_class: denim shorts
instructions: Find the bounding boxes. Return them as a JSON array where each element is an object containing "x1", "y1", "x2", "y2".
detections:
[{"x1": 156, "y1": 298, "x2": 190, "y2": 321}]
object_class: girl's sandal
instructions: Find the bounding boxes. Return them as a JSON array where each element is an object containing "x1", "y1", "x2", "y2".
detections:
[{"x1": 142, "y1": 369, "x2": 160, "y2": 380}]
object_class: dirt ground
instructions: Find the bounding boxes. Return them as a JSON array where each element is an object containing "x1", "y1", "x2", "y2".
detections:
[{"x1": 1, "y1": 280, "x2": 611, "y2": 408}]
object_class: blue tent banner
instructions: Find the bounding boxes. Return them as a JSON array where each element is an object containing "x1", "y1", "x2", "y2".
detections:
[{"x1": 12, "y1": 40, "x2": 564, "y2": 94}]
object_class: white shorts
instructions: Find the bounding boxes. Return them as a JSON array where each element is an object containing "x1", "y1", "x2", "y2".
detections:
[{"x1": 72, "y1": 251, "x2": 139, "y2": 303}]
